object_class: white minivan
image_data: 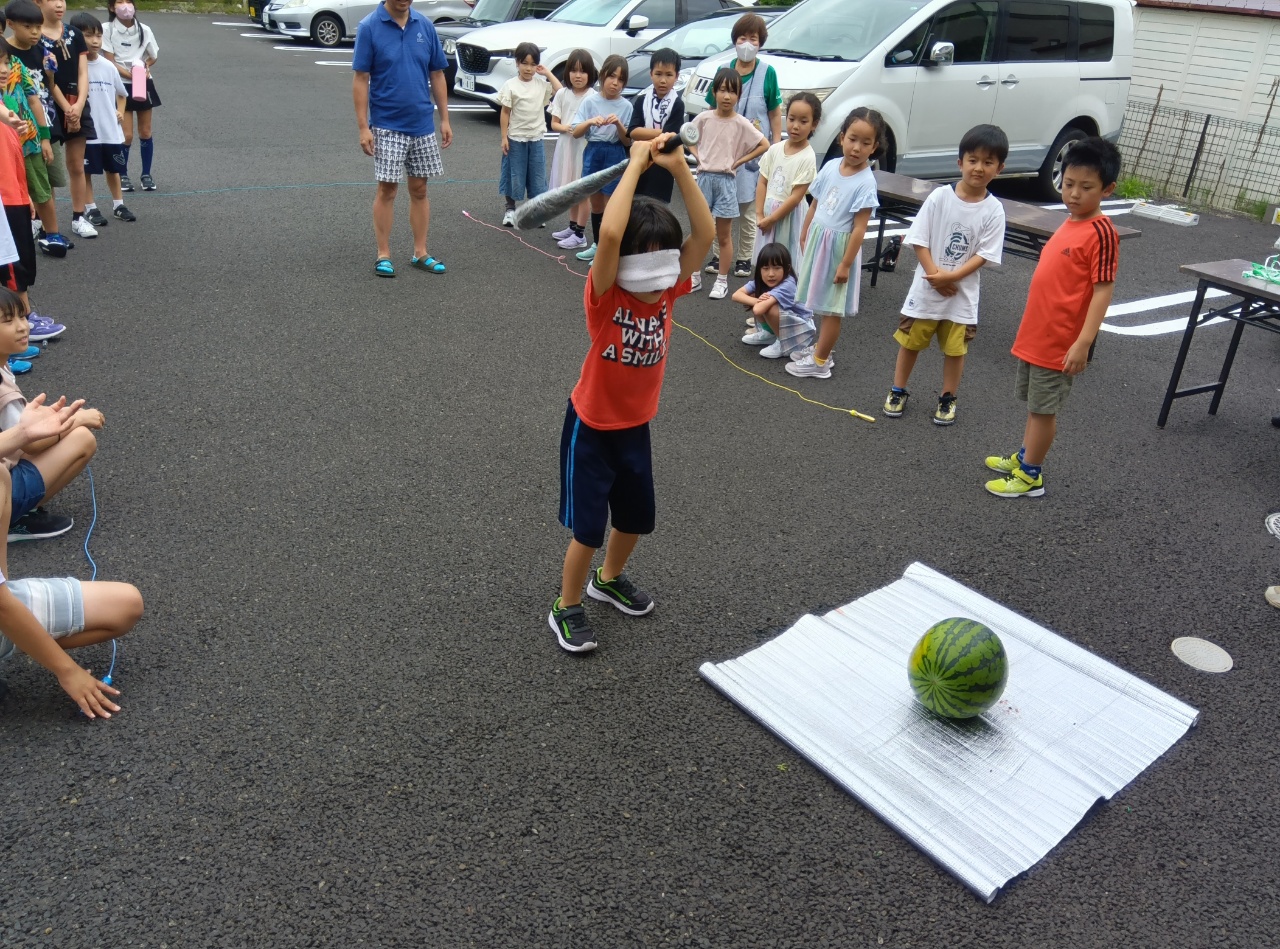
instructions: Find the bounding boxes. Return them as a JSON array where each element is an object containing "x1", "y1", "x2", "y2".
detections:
[{"x1": 683, "y1": 0, "x2": 1134, "y2": 199}]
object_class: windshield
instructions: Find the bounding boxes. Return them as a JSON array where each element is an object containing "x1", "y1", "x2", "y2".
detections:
[
  {"x1": 637, "y1": 14, "x2": 737, "y2": 58},
  {"x1": 765, "y1": 0, "x2": 925, "y2": 61},
  {"x1": 467, "y1": 0, "x2": 512, "y2": 23},
  {"x1": 549, "y1": 0, "x2": 631, "y2": 27}
]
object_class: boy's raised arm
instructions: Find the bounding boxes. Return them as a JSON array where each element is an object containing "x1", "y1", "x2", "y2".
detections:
[
  {"x1": 652, "y1": 136, "x2": 714, "y2": 283},
  {"x1": 591, "y1": 138, "x2": 654, "y2": 296}
]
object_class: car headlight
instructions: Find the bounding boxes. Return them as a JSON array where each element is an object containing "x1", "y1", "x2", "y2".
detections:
[
  {"x1": 779, "y1": 87, "x2": 836, "y2": 103},
  {"x1": 280, "y1": 0, "x2": 307, "y2": 8},
  {"x1": 443, "y1": 38, "x2": 456, "y2": 55}
]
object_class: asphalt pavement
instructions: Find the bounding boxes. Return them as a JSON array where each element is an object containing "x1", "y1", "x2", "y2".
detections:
[{"x1": 2, "y1": 13, "x2": 1279, "y2": 947}]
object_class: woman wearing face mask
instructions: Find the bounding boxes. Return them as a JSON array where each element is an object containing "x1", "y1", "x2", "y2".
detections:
[
  {"x1": 102, "y1": 0, "x2": 159, "y2": 192},
  {"x1": 702, "y1": 13, "x2": 781, "y2": 281}
]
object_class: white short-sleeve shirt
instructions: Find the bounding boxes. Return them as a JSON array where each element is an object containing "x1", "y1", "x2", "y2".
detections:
[{"x1": 901, "y1": 185, "x2": 1006, "y2": 325}]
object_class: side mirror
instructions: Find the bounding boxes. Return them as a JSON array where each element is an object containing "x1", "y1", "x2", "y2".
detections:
[
  {"x1": 889, "y1": 48, "x2": 914, "y2": 65},
  {"x1": 928, "y1": 40, "x2": 954, "y2": 66},
  {"x1": 624, "y1": 13, "x2": 649, "y2": 32}
]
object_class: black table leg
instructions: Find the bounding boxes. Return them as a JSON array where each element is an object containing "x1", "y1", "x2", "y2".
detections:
[
  {"x1": 869, "y1": 212, "x2": 888, "y2": 289},
  {"x1": 1158, "y1": 280, "x2": 1209, "y2": 427},
  {"x1": 1208, "y1": 302, "x2": 1254, "y2": 415}
]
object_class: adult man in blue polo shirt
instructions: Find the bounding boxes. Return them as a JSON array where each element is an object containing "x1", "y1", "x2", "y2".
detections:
[{"x1": 352, "y1": 0, "x2": 453, "y2": 277}]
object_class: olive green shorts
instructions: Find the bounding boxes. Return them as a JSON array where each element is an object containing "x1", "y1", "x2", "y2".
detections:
[
  {"x1": 46, "y1": 140, "x2": 68, "y2": 189},
  {"x1": 1015, "y1": 359, "x2": 1073, "y2": 415}
]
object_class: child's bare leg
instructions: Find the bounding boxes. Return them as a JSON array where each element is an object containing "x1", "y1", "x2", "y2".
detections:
[
  {"x1": 716, "y1": 218, "x2": 732, "y2": 276},
  {"x1": 1021, "y1": 412, "x2": 1056, "y2": 466},
  {"x1": 572, "y1": 198, "x2": 590, "y2": 227},
  {"x1": 1, "y1": 469, "x2": 11, "y2": 578},
  {"x1": 34, "y1": 198, "x2": 58, "y2": 234},
  {"x1": 942, "y1": 354, "x2": 964, "y2": 394},
  {"x1": 66, "y1": 138, "x2": 88, "y2": 214},
  {"x1": 601, "y1": 530, "x2": 639, "y2": 582},
  {"x1": 893, "y1": 346, "x2": 919, "y2": 388},
  {"x1": 105, "y1": 171, "x2": 123, "y2": 203},
  {"x1": 758, "y1": 301, "x2": 781, "y2": 336},
  {"x1": 28, "y1": 427, "x2": 96, "y2": 504},
  {"x1": 560, "y1": 538, "x2": 596, "y2": 607},
  {"x1": 83, "y1": 173, "x2": 97, "y2": 209},
  {"x1": 55, "y1": 581, "x2": 144, "y2": 650},
  {"x1": 814, "y1": 315, "x2": 842, "y2": 362}
]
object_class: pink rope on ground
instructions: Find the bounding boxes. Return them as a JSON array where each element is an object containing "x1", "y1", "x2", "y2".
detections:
[{"x1": 461, "y1": 211, "x2": 590, "y2": 280}]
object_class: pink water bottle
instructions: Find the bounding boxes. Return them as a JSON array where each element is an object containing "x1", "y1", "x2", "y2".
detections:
[{"x1": 130, "y1": 62, "x2": 147, "y2": 101}]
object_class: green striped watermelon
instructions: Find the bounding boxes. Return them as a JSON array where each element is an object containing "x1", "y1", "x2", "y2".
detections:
[{"x1": 908, "y1": 618, "x2": 1008, "y2": 719}]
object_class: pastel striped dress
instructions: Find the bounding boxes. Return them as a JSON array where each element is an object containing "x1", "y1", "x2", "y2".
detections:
[{"x1": 796, "y1": 162, "x2": 879, "y2": 317}]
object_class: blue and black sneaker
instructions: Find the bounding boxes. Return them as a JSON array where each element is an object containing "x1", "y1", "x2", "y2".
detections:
[
  {"x1": 36, "y1": 230, "x2": 72, "y2": 257},
  {"x1": 587, "y1": 567, "x2": 655, "y2": 616},
  {"x1": 548, "y1": 598, "x2": 597, "y2": 653}
]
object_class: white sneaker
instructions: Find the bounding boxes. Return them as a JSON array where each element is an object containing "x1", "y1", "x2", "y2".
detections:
[
  {"x1": 71, "y1": 217, "x2": 98, "y2": 238},
  {"x1": 708, "y1": 277, "x2": 729, "y2": 300},
  {"x1": 742, "y1": 329, "x2": 775, "y2": 346},
  {"x1": 745, "y1": 316, "x2": 756, "y2": 329},
  {"x1": 787, "y1": 345, "x2": 833, "y2": 368},
  {"x1": 760, "y1": 340, "x2": 785, "y2": 358},
  {"x1": 30, "y1": 218, "x2": 41, "y2": 239},
  {"x1": 502, "y1": 209, "x2": 516, "y2": 227},
  {"x1": 785, "y1": 352, "x2": 833, "y2": 379},
  {"x1": 690, "y1": 272, "x2": 702, "y2": 291},
  {"x1": 551, "y1": 225, "x2": 574, "y2": 240},
  {"x1": 557, "y1": 232, "x2": 587, "y2": 249}
]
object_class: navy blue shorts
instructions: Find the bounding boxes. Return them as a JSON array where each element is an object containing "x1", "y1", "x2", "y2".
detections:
[
  {"x1": 582, "y1": 141, "x2": 627, "y2": 197},
  {"x1": 84, "y1": 142, "x2": 127, "y2": 176},
  {"x1": 10, "y1": 458, "x2": 46, "y2": 526},
  {"x1": 558, "y1": 400, "x2": 654, "y2": 549}
]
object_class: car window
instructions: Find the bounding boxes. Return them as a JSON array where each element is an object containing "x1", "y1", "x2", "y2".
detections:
[
  {"x1": 469, "y1": 0, "x2": 514, "y2": 22},
  {"x1": 549, "y1": 0, "x2": 633, "y2": 27},
  {"x1": 1004, "y1": 1, "x2": 1072, "y2": 61},
  {"x1": 685, "y1": 0, "x2": 725, "y2": 19},
  {"x1": 1078, "y1": 2, "x2": 1113, "y2": 62},
  {"x1": 759, "y1": 0, "x2": 923, "y2": 62},
  {"x1": 644, "y1": 17, "x2": 731, "y2": 56},
  {"x1": 929, "y1": 1, "x2": 998, "y2": 64},
  {"x1": 631, "y1": 0, "x2": 676, "y2": 29},
  {"x1": 518, "y1": 0, "x2": 559, "y2": 16}
]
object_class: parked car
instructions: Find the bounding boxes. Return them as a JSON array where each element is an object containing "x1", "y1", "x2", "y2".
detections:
[
  {"x1": 622, "y1": 6, "x2": 778, "y2": 97},
  {"x1": 682, "y1": 0, "x2": 1135, "y2": 199},
  {"x1": 437, "y1": 0, "x2": 566, "y2": 92},
  {"x1": 454, "y1": 0, "x2": 745, "y2": 108},
  {"x1": 265, "y1": 0, "x2": 477, "y2": 48}
]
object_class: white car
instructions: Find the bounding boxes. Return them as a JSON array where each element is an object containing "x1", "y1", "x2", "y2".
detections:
[
  {"x1": 265, "y1": 0, "x2": 475, "y2": 48},
  {"x1": 454, "y1": 0, "x2": 744, "y2": 107},
  {"x1": 683, "y1": 0, "x2": 1135, "y2": 199}
]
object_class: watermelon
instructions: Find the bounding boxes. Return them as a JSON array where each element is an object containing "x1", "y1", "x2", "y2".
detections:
[{"x1": 908, "y1": 618, "x2": 1008, "y2": 719}]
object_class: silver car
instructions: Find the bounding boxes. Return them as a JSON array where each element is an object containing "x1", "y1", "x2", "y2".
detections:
[{"x1": 266, "y1": 0, "x2": 476, "y2": 48}]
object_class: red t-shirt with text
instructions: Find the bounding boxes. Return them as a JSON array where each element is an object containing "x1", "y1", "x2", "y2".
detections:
[
  {"x1": 1011, "y1": 216, "x2": 1119, "y2": 370},
  {"x1": 570, "y1": 272, "x2": 692, "y2": 430}
]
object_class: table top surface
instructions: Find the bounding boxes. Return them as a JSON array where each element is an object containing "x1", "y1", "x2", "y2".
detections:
[
  {"x1": 873, "y1": 170, "x2": 1142, "y2": 242},
  {"x1": 1179, "y1": 259, "x2": 1280, "y2": 302}
]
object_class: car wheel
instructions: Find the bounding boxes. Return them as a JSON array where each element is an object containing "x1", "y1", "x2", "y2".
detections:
[
  {"x1": 1038, "y1": 126, "x2": 1087, "y2": 201},
  {"x1": 312, "y1": 13, "x2": 343, "y2": 48}
]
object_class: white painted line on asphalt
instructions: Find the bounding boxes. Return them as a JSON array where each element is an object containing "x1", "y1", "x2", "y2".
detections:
[
  {"x1": 1106, "y1": 288, "x2": 1230, "y2": 317},
  {"x1": 315, "y1": 60, "x2": 355, "y2": 66},
  {"x1": 1101, "y1": 315, "x2": 1227, "y2": 336},
  {"x1": 278, "y1": 45, "x2": 349, "y2": 52},
  {"x1": 214, "y1": 21, "x2": 259, "y2": 26},
  {"x1": 241, "y1": 32, "x2": 276, "y2": 38}
]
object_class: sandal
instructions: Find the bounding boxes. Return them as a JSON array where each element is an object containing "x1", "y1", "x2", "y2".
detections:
[
  {"x1": 410, "y1": 255, "x2": 446, "y2": 274},
  {"x1": 375, "y1": 257, "x2": 395, "y2": 278}
]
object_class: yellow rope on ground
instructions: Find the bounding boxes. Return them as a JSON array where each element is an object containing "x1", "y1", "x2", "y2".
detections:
[{"x1": 672, "y1": 320, "x2": 876, "y2": 423}]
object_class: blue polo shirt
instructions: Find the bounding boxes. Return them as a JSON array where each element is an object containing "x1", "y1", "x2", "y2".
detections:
[{"x1": 352, "y1": 4, "x2": 447, "y2": 137}]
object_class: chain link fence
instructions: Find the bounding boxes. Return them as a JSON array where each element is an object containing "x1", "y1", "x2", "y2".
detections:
[{"x1": 1117, "y1": 88, "x2": 1280, "y2": 216}]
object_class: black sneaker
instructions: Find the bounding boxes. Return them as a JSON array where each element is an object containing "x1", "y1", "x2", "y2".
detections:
[
  {"x1": 85, "y1": 207, "x2": 109, "y2": 227},
  {"x1": 8, "y1": 507, "x2": 74, "y2": 543},
  {"x1": 120, "y1": 175, "x2": 134, "y2": 193},
  {"x1": 140, "y1": 174, "x2": 157, "y2": 192},
  {"x1": 703, "y1": 255, "x2": 720, "y2": 275},
  {"x1": 548, "y1": 598, "x2": 597, "y2": 653},
  {"x1": 587, "y1": 568, "x2": 654, "y2": 616},
  {"x1": 113, "y1": 205, "x2": 137, "y2": 222},
  {"x1": 733, "y1": 259, "x2": 751, "y2": 278}
]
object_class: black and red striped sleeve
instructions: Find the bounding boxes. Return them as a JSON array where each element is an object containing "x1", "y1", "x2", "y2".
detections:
[{"x1": 1089, "y1": 217, "x2": 1119, "y2": 284}]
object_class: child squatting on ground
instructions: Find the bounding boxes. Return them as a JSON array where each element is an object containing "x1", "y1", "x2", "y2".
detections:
[
  {"x1": 497, "y1": 41, "x2": 558, "y2": 227},
  {"x1": 884, "y1": 124, "x2": 1008, "y2": 426},
  {"x1": 733, "y1": 242, "x2": 814, "y2": 358},
  {"x1": 0, "y1": 389, "x2": 142, "y2": 719},
  {"x1": 548, "y1": 133, "x2": 714, "y2": 654},
  {"x1": 984, "y1": 136, "x2": 1122, "y2": 498},
  {"x1": 691, "y1": 67, "x2": 768, "y2": 300},
  {"x1": 786, "y1": 107, "x2": 882, "y2": 380}
]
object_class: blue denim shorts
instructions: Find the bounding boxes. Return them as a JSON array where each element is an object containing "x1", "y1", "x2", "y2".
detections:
[
  {"x1": 582, "y1": 141, "x2": 627, "y2": 196},
  {"x1": 499, "y1": 138, "x2": 548, "y2": 201},
  {"x1": 10, "y1": 458, "x2": 45, "y2": 526},
  {"x1": 697, "y1": 171, "x2": 739, "y2": 219}
]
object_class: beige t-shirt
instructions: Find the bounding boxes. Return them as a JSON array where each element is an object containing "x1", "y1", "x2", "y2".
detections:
[
  {"x1": 759, "y1": 141, "x2": 817, "y2": 201},
  {"x1": 498, "y1": 76, "x2": 554, "y2": 142},
  {"x1": 691, "y1": 111, "x2": 767, "y2": 175}
]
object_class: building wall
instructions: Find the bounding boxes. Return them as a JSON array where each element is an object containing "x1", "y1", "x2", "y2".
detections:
[{"x1": 1131, "y1": 7, "x2": 1280, "y2": 123}]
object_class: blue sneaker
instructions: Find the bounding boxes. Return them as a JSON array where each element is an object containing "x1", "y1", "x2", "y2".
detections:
[
  {"x1": 575, "y1": 242, "x2": 597, "y2": 261},
  {"x1": 13, "y1": 345, "x2": 39, "y2": 360},
  {"x1": 28, "y1": 316, "x2": 65, "y2": 342},
  {"x1": 7, "y1": 357, "x2": 32, "y2": 374},
  {"x1": 36, "y1": 232, "x2": 72, "y2": 257}
]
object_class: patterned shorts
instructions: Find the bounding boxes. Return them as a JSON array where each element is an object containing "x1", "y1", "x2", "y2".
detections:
[
  {"x1": 0, "y1": 577, "x2": 86, "y2": 662},
  {"x1": 373, "y1": 127, "x2": 443, "y2": 182}
]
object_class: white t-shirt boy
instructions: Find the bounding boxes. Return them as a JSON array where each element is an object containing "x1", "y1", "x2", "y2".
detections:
[
  {"x1": 901, "y1": 185, "x2": 1006, "y2": 325},
  {"x1": 496, "y1": 76, "x2": 553, "y2": 142},
  {"x1": 85, "y1": 57, "x2": 127, "y2": 145}
]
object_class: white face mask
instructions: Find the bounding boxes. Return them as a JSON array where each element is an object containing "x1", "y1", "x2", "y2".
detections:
[
  {"x1": 616, "y1": 249, "x2": 682, "y2": 294},
  {"x1": 735, "y1": 41, "x2": 759, "y2": 64}
]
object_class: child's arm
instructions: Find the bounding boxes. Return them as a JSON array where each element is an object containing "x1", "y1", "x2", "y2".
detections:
[
  {"x1": 572, "y1": 116, "x2": 602, "y2": 139},
  {"x1": 732, "y1": 133, "x2": 769, "y2": 171},
  {"x1": 0, "y1": 586, "x2": 121, "y2": 717},
  {"x1": 768, "y1": 105, "x2": 782, "y2": 144},
  {"x1": 834, "y1": 208, "x2": 874, "y2": 284},
  {"x1": 652, "y1": 135, "x2": 715, "y2": 284},
  {"x1": 591, "y1": 138, "x2": 655, "y2": 296},
  {"x1": 499, "y1": 104, "x2": 511, "y2": 155},
  {"x1": 759, "y1": 183, "x2": 808, "y2": 232},
  {"x1": 924, "y1": 254, "x2": 986, "y2": 295},
  {"x1": 536, "y1": 64, "x2": 561, "y2": 93},
  {"x1": 1063, "y1": 281, "x2": 1114, "y2": 376},
  {"x1": 731, "y1": 286, "x2": 760, "y2": 307},
  {"x1": 115, "y1": 91, "x2": 126, "y2": 125},
  {"x1": 912, "y1": 246, "x2": 954, "y2": 298}
]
